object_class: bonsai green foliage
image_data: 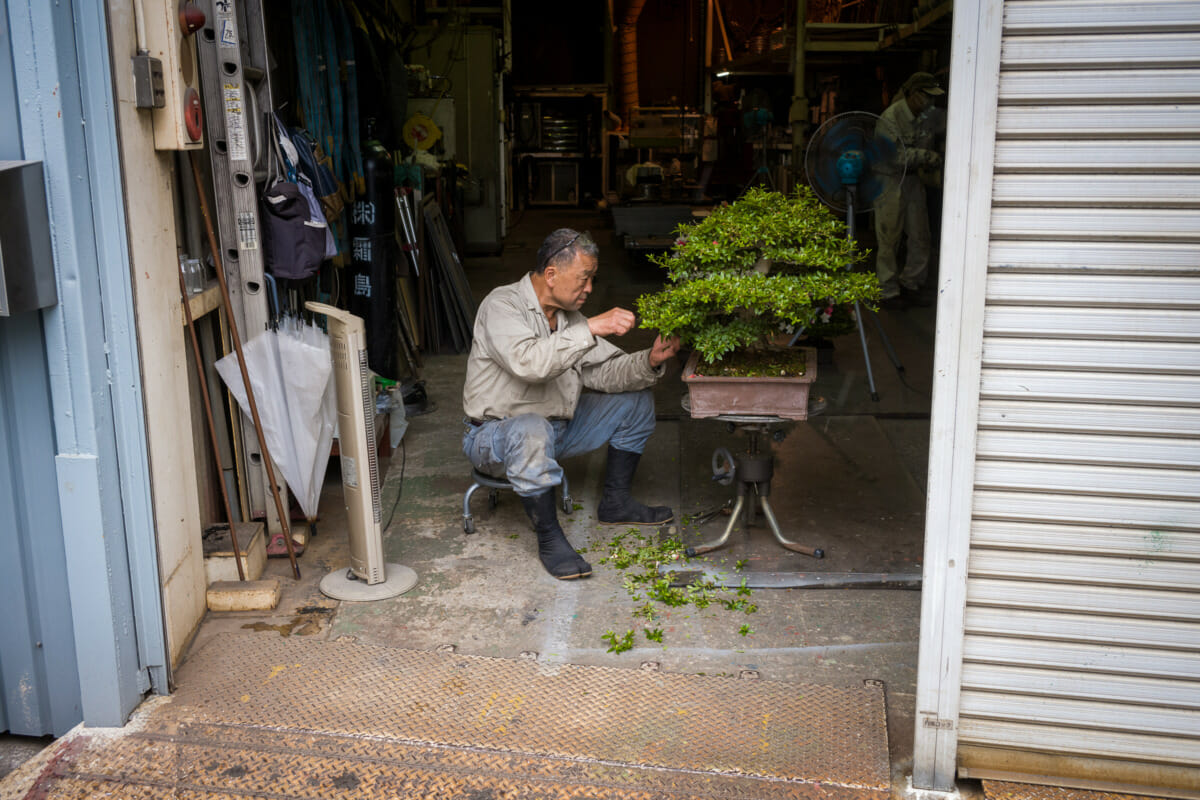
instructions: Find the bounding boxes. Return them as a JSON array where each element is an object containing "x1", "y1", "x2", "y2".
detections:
[
  {"x1": 597, "y1": 528, "x2": 759, "y2": 651},
  {"x1": 635, "y1": 186, "x2": 879, "y2": 363}
]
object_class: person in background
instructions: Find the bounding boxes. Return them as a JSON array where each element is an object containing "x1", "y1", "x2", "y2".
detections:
[
  {"x1": 461, "y1": 228, "x2": 681, "y2": 580},
  {"x1": 873, "y1": 71, "x2": 945, "y2": 310}
]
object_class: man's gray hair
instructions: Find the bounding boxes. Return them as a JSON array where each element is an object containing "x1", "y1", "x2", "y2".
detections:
[{"x1": 536, "y1": 228, "x2": 598, "y2": 273}]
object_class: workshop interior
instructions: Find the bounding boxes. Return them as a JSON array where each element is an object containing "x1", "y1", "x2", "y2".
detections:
[
  {"x1": 164, "y1": 0, "x2": 950, "y2": 591},
  {"x1": 11, "y1": 2, "x2": 1200, "y2": 796}
]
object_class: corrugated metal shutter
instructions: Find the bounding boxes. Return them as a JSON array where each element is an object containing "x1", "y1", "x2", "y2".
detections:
[{"x1": 956, "y1": 0, "x2": 1200, "y2": 793}]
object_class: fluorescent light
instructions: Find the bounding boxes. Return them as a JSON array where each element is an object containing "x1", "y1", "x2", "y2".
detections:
[{"x1": 716, "y1": 70, "x2": 731, "y2": 78}]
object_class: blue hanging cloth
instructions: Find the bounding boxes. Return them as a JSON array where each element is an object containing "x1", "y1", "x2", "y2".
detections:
[
  {"x1": 314, "y1": 0, "x2": 344, "y2": 193},
  {"x1": 334, "y1": 1, "x2": 364, "y2": 194},
  {"x1": 292, "y1": 0, "x2": 332, "y2": 169}
]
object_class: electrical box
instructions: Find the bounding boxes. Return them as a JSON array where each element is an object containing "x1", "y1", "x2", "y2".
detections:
[
  {"x1": 0, "y1": 162, "x2": 58, "y2": 316},
  {"x1": 144, "y1": 0, "x2": 204, "y2": 150}
]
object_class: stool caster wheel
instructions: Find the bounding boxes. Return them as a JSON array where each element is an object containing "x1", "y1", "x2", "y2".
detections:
[
  {"x1": 464, "y1": 517, "x2": 476, "y2": 534},
  {"x1": 488, "y1": 489, "x2": 500, "y2": 510},
  {"x1": 561, "y1": 493, "x2": 573, "y2": 514}
]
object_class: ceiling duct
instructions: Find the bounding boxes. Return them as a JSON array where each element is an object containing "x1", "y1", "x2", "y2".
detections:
[{"x1": 619, "y1": 0, "x2": 648, "y2": 125}]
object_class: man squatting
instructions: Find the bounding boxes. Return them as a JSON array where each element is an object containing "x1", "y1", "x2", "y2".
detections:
[{"x1": 462, "y1": 228, "x2": 682, "y2": 580}]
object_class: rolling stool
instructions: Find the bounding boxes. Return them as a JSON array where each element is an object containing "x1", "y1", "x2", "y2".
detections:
[{"x1": 462, "y1": 469, "x2": 572, "y2": 534}]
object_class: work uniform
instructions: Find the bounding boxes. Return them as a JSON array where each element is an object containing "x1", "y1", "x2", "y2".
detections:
[
  {"x1": 873, "y1": 92, "x2": 941, "y2": 300},
  {"x1": 462, "y1": 273, "x2": 664, "y2": 496}
]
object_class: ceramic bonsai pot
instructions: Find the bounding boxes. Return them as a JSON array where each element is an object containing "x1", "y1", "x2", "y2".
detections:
[{"x1": 682, "y1": 347, "x2": 818, "y2": 420}]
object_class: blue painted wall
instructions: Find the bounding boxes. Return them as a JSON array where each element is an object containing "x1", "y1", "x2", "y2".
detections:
[
  {"x1": 1, "y1": 0, "x2": 166, "y2": 734},
  {"x1": 0, "y1": 0, "x2": 83, "y2": 737}
]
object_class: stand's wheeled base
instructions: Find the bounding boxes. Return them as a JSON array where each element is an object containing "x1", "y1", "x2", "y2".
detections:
[{"x1": 686, "y1": 416, "x2": 824, "y2": 559}]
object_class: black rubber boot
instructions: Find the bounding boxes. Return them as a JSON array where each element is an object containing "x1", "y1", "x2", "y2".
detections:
[
  {"x1": 519, "y1": 489, "x2": 592, "y2": 580},
  {"x1": 596, "y1": 446, "x2": 674, "y2": 525}
]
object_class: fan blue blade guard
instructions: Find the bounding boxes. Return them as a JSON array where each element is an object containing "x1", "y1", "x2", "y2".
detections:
[{"x1": 804, "y1": 111, "x2": 904, "y2": 213}]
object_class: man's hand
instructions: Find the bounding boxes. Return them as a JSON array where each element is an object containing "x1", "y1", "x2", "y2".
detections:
[
  {"x1": 648, "y1": 334, "x2": 682, "y2": 368},
  {"x1": 588, "y1": 307, "x2": 637, "y2": 338}
]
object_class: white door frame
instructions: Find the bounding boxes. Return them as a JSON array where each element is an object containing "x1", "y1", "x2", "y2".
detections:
[{"x1": 912, "y1": 0, "x2": 1005, "y2": 790}]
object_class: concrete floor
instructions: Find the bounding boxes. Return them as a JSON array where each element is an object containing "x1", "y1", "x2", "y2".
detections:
[{"x1": 188, "y1": 206, "x2": 943, "y2": 796}]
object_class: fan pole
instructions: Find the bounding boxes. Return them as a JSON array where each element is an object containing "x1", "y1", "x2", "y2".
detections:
[{"x1": 846, "y1": 186, "x2": 880, "y2": 402}]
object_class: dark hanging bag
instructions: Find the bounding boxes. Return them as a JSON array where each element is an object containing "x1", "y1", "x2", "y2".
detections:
[
  {"x1": 259, "y1": 114, "x2": 328, "y2": 281},
  {"x1": 260, "y1": 181, "x2": 328, "y2": 281}
]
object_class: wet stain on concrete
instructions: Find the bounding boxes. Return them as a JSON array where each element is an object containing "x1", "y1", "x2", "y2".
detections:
[{"x1": 241, "y1": 607, "x2": 333, "y2": 637}]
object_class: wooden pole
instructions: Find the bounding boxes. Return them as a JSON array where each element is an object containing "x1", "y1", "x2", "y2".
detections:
[{"x1": 178, "y1": 265, "x2": 245, "y2": 581}]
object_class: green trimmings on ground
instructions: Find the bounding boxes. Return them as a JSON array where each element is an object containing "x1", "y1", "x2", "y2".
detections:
[{"x1": 591, "y1": 527, "x2": 757, "y2": 653}]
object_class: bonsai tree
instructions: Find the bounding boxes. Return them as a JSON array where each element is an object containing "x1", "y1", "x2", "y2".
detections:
[{"x1": 636, "y1": 186, "x2": 880, "y2": 365}]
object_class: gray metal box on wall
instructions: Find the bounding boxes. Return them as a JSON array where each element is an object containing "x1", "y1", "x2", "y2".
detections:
[{"x1": 0, "y1": 161, "x2": 57, "y2": 316}]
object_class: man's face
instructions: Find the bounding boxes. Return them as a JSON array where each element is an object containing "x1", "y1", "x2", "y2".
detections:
[
  {"x1": 547, "y1": 252, "x2": 596, "y2": 312},
  {"x1": 907, "y1": 90, "x2": 933, "y2": 115}
]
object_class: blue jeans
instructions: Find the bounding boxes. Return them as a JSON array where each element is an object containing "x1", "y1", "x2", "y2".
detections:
[{"x1": 462, "y1": 390, "x2": 656, "y2": 496}]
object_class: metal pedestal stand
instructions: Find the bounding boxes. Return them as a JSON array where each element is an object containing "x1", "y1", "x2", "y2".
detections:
[
  {"x1": 846, "y1": 184, "x2": 904, "y2": 401},
  {"x1": 685, "y1": 415, "x2": 824, "y2": 560},
  {"x1": 852, "y1": 300, "x2": 906, "y2": 402}
]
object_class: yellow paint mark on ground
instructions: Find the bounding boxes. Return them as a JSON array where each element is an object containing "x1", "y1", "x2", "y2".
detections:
[
  {"x1": 264, "y1": 665, "x2": 288, "y2": 683},
  {"x1": 477, "y1": 692, "x2": 499, "y2": 725}
]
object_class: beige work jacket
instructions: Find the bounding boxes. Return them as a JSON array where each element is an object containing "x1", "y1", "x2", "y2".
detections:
[
  {"x1": 462, "y1": 273, "x2": 663, "y2": 422},
  {"x1": 877, "y1": 93, "x2": 940, "y2": 175}
]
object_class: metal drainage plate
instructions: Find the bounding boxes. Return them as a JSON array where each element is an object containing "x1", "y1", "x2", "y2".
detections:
[{"x1": 16, "y1": 634, "x2": 891, "y2": 799}]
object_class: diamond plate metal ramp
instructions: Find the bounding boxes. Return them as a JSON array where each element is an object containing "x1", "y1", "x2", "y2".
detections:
[{"x1": 14, "y1": 634, "x2": 890, "y2": 799}]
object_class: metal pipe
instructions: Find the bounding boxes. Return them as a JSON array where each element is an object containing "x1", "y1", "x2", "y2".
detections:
[
  {"x1": 618, "y1": 0, "x2": 648, "y2": 124},
  {"x1": 661, "y1": 567, "x2": 922, "y2": 590},
  {"x1": 132, "y1": 0, "x2": 149, "y2": 53},
  {"x1": 712, "y1": 0, "x2": 733, "y2": 65},
  {"x1": 686, "y1": 495, "x2": 744, "y2": 556},
  {"x1": 791, "y1": 0, "x2": 809, "y2": 153},
  {"x1": 188, "y1": 151, "x2": 301, "y2": 579},
  {"x1": 177, "y1": 260, "x2": 245, "y2": 581},
  {"x1": 759, "y1": 497, "x2": 824, "y2": 558}
]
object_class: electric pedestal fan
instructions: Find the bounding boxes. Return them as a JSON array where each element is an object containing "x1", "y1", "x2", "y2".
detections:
[{"x1": 804, "y1": 111, "x2": 906, "y2": 401}]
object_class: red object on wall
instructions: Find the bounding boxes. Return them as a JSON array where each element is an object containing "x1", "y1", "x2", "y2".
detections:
[
  {"x1": 184, "y1": 87, "x2": 203, "y2": 142},
  {"x1": 179, "y1": 2, "x2": 206, "y2": 35}
]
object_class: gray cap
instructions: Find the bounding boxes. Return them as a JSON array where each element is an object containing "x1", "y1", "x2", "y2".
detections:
[{"x1": 905, "y1": 72, "x2": 945, "y2": 95}]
